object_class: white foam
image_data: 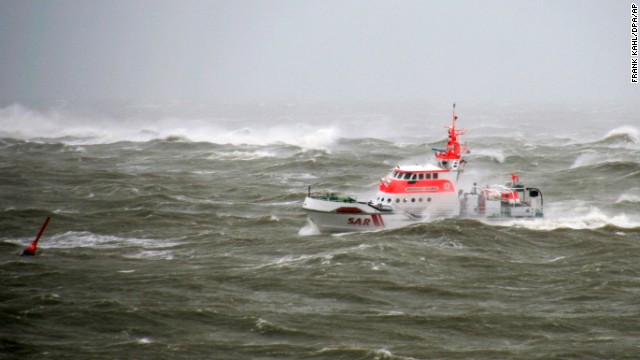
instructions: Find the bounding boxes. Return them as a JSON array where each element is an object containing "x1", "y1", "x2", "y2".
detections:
[
  {"x1": 494, "y1": 207, "x2": 640, "y2": 231},
  {"x1": 422, "y1": 238, "x2": 466, "y2": 250},
  {"x1": 253, "y1": 253, "x2": 322, "y2": 269},
  {"x1": 569, "y1": 149, "x2": 638, "y2": 169},
  {"x1": 255, "y1": 318, "x2": 272, "y2": 330},
  {"x1": 316, "y1": 347, "x2": 417, "y2": 360},
  {"x1": 298, "y1": 219, "x2": 321, "y2": 236},
  {"x1": 207, "y1": 150, "x2": 275, "y2": 161},
  {"x1": 6, "y1": 231, "x2": 180, "y2": 249},
  {"x1": 602, "y1": 125, "x2": 639, "y2": 143},
  {"x1": 570, "y1": 151, "x2": 599, "y2": 169},
  {"x1": 255, "y1": 242, "x2": 377, "y2": 269},
  {"x1": 544, "y1": 256, "x2": 566, "y2": 263},
  {"x1": 135, "y1": 337, "x2": 154, "y2": 345},
  {"x1": 123, "y1": 250, "x2": 175, "y2": 260},
  {"x1": 212, "y1": 125, "x2": 339, "y2": 149},
  {"x1": 0, "y1": 103, "x2": 340, "y2": 149},
  {"x1": 616, "y1": 190, "x2": 640, "y2": 204},
  {"x1": 472, "y1": 148, "x2": 506, "y2": 163}
]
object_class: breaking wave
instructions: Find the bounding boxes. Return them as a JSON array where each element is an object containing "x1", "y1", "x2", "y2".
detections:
[
  {"x1": 471, "y1": 148, "x2": 506, "y2": 163},
  {"x1": 495, "y1": 207, "x2": 640, "y2": 231},
  {"x1": 5, "y1": 231, "x2": 180, "y2": 250},
  {"x1": 616, "y1": 191, "x2": 640, "y2": 204},
  {"x1": 0, "y1": 103, "x2": 340, "y2": 149},
  {"x1": 570, "y1": 151, "x2": 600, "y2": 169},
  {"x1": 600, "y1": 126, "x2": 639, "y2": 144}
]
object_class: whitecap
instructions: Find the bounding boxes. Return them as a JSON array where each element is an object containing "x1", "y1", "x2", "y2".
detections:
[
  {"x1": 616, "y1": 191, "x2": 640, "y2": 204},
  {"x1": 256, "y1": 254, "x2": 315, "y2": 269},
  {"x1": 298, "y1": 219, "x2": 321, "y2": 236},
  {"x1": 123, "y1": 250, "x2": 175, "y2": 261},
  {"x1": 205, "y1": 125, "x2": 340, "y2": 150},
  {"x1": 135, "y1": 337, "x2": 154, "y2": 345},
  {"x1": 570, "y1": 151, "x2": 599, "y2": 169},
  {"x1": 601, "y1": 125, "x2": 639, "y2": 143},
  {"x1": 0, "y1": 103, "x2": 342, "y2": 149},
  {"x1": 207, "y1": 150, "x2": 275, "y2": 161},
  {"x1": 5, "y1": 231, "x2": 180, "y2": 250},
  {"x1": 472, "y1": 148, "x2": 505, "y2": 163},
  {"x1": 493, "y1": 207, "x2": 640, "y2": 230}
]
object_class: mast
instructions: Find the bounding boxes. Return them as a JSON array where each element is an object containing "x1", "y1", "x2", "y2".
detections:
[{"x1": 434, "y1": 103, "x2": 468, "y2": 171}]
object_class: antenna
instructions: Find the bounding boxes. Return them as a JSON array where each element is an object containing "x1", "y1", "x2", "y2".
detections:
[{"x1": 452, "y1": 102, "x2": 457, "y2": 126}]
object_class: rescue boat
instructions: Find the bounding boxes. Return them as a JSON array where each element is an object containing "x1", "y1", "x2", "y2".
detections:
[{"x1": 302, "y1": 105, "x2": 543, "y2": 233}]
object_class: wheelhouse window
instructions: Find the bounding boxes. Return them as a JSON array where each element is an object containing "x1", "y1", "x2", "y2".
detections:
[{"x1": 392, "y1": 171, "x2": 439, "y2": 180}]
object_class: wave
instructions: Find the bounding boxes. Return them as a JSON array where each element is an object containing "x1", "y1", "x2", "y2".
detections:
[
  {"x1": 0, "y1": 103, "x2": 340, "y2": 149},
  {"x1": 565, "y1": 159, "x2": 640, "y2": 179},
  {"x1": 312, "y1": 347, "x2": 415, "y2": 360},
  {"x1": 213, "y1": 126, "x2": 339, "y2": 149},
  {"x1": 493, "y1": 207, "x2": 640, "y2": 231},
  {"x1": 4, "y1": 231, "x2": 181, "y2": 250},
  {"x1": 299, "y1": 207, "x2": 640, "y2": 237},
  {"x1": 599, "y1": 126, "x2": 639, "y2": 144},
  {"x1": 550, "y1": 125, "x2": 640, "y2": 150},
  {"x1": 616, "y1": 191, "x2": 640, "y2": 204},
  {"x1": 569, "y1": 151, "x2": 600, "y2": 169},
  {"x1": 207, "y1": 150, "x2": 276, "y2": 161},
  {"x1": 5, "y1": 102, "x2": 636, "y2": 151},
  {"x1": 470, "y1": 148, "x2": 505, "y2": 163}
]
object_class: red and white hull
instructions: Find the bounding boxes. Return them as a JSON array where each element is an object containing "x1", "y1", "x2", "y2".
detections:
[{"x1": 302, "y1": 190, "x2": 462, "y2": 233}]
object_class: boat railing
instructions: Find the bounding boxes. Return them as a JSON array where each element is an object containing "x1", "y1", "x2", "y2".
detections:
[
  {"x1": 312, "y1": 194, "x2": 357, "y2": 203},
  {"x1": 307, "y1": 185, "x2": 357, "y2": 203}
]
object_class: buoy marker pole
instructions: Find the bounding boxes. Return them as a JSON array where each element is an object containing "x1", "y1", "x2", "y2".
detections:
[{"x1": 22, "y1": 216, "x2": 51, "y2": 256}]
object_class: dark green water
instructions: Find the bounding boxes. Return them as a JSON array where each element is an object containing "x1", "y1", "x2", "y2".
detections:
[{"x1": 1, "y1": 103, "x2": 639, "y2": 359}]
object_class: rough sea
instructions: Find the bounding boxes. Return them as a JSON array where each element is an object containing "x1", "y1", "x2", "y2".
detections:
[{"x1": 1, "y1": 102, "x2": 639, "y2": 359}]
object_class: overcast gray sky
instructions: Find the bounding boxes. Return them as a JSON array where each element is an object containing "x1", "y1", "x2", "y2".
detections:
[{"x1": 0, "y1": 0, "x2": 637, "y2": 105}]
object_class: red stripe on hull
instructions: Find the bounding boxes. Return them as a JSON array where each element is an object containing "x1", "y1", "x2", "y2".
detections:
[
  {"x1": 336, "y1": 207, "x2": 363, "y2": 214},
  {"x1": 370, "y1": 214, "x2": 385, "y2": 227}
]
